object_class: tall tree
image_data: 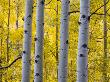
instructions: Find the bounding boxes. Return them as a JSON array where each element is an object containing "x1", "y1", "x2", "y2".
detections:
[
  {"x1": 58, "y1": 0, "x2": 70, "y2": 82},
  {"x1": 6, "y1": 0, "x2": 10, "y2": 63},
  {"x1": 103, "y1": 0, "x2": 108, "y2": 81},
  {"x1": 0, "y1": 25, "x2": 3, "y2": 82},
  {"x1": 34, "y1": 0, "x2": 45, "y2": 82},
  {"x1": 5, "y1": 0, "x2": 11, "y2": 81},
  {"x1": 0, "y1": 38, "x2": 2, "y2": 82},
  {"x1": 22, "y1": 0, "x2": 33, "y2": 82},
  {"x1": 56, "y1": 0, "x2": 59, "y2": 80},
  {"x1": 77, "y1": 0, "x2": 90, "y2": 82}
]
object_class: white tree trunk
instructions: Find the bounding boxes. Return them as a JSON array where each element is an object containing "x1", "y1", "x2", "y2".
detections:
[
  {"x1": 34, "y1": 0, "x2": 45, "y2": 82},
  {"x1": 77, "y1": 0, "x2": 90, "y2": 82},
  {"x1": 22, "y1": 0, "x2": 33, "y2": 82},
  {"x1": 58, "y1": 0, "x2": 70, "y2": 82}
]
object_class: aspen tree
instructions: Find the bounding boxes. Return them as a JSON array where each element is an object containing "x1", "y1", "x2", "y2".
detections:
[
  {"x1": 34, "y1": 0, "x2": 45, "y2": 82},
  {"x1": 77, "y1": 0, "x2": 90, "y2": 82},
  {"x1": 58, "y1": 0, "x2": 70, "y2": 82},
  {"x1": 22, "y1": 0, "x2": 33, "y2": 82}
]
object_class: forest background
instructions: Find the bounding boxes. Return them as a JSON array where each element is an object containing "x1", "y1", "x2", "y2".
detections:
[{"x1": 0, "y1": 0, "x2": 110, "y2": 82}]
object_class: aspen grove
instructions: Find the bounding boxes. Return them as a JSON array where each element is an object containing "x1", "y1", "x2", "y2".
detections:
[{"x1": 0, "y1": 0, "x2": 110, "y2": 82}]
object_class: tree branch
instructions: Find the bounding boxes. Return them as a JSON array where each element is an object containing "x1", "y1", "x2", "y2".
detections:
[
  {"x1": 45, "y1": 7, "x2": 57, "y2": 12},
  {"x1": 0, "y1": 54, "x2": 22, "y2": 69},
  {"x1": 45, "y1": 0, "x2": 52, "y2": 6},
  {"x1": 69, "y1": 10, "x2": 105, "y2": 16},
  {"x1": 90, "y1": 0, "x2": 109, "y2": 17},
  {"x1": 69, "y1": 10, "x2": 80, "y2": 14},
  {"x1": 69, "y1": 0, "x2": 109, "y2": 17}
]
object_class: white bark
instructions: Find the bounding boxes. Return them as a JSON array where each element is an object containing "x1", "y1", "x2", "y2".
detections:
[
  {"x1": 77, "y1": 0, "x2": 90, "y2": 82},
  {"x1": 22, "y1": 0, "x2": 33, "y2": 82},
  {"x1": 58, "y1": 0, "x2": 70, "y2": 82},
  {"x1": 34, "y1": 0, "x2": 45, "y2": 82}
]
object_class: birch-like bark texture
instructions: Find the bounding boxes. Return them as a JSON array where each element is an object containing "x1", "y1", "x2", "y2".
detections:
[
  {"x1": 77, "y1": 0, "x2": 90, "y2": 82},
  {"x1": 22, "y1": 0, "x2": 33, "y2": 82},
  {"x1": 34, "y1": 0, "x2": 45, "y2": 82},
  {"x1": 58, "y1": 0, "x2": 70, "y2": 82}
]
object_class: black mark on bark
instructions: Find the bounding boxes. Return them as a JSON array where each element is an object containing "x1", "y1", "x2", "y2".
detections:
[
  {"x1": 23, "y1": 51, "x2": 26, "y2": 54},
  {"x1": 35, "y1": 60, "x2": 38, "y2": 63},
  {"x1": 35, "y1": 73, "x2": 40, "y2": 76},
  {"x1": 82, "y1": 15, "x2": 86, "y2": 18},
  {"x1": 41, "y1": 1, "x2": 44, "y2": 5},
  {"x1": 34, "y1": 38, "x2": 37, "y2": 41},
  {"x1": 36, "y1": 55, "x2": 40, "y2": 58},
  {"x1": 80, "y1": 54, "x2": 85, "y2": 57},
  {"x1": 66, "y1": 40, "x2": 68, "y2": 44},
  {"x1": 78, "y1": 21, "x2": 81, "y2": 25},
  {"x1": 24, "y1": 30, "x2": 28, "y2": 33},
  {"x1": 82, "y1": 44, "x2": 87, "y2": 48}
]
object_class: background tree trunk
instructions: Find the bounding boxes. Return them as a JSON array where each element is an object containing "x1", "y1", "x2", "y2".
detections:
[
  {"x1": 5, "y1": 0, "x2": 11, "y2": 81},
  {"x1": 103, "y1": 0, "x2": 108, "y2": 81},
  {"x1": 77, "y1": 0, "x2": 90, "y2": 82},
  {"x1": 22, "y1": 0, "x2": 33, "y2": 82},
  {"x1": 56, "y1": 0, "x2": 59, "y2": 80},
  {"x1": 0, "y1": 38, "x2": 2, "y2": 82},
  {"x1": 58, "y1": 0, "x2": 70, "y2": 82},
  {"x1": 16, "y1": 0, "x2": 19, "y2": 29},
  {"x1": 6, "y1": 0, "x2": 10, "y2": 63},
  {"x1": 34, "y1": 0, "x2": 45, "y2": 82}
]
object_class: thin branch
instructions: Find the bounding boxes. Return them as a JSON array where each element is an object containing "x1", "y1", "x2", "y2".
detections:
[
  {"x1": 45, "y1": 0, "x2": 52, "y2": 6},
  {"x1": 93, "y1": 13, "x2": 104, "y2": 15},
  {"x1": 69, "y1": 0, "x2": 109, "y2": 17},
  {"x1": 69, "y1": 10, "x2": 80, "y2": 14},
  {"x1": 0, "y1": 54, "x2": 22, "y2": 69},
  {"x1": 69, "y1": 11, "x2": 105, "y2": 16},
  {"x1": 90, "y1": 0, "x2": 109, "y2": 17},
  {"x1": 45, "y1": 7, "x2": 57, "y2": 12}
]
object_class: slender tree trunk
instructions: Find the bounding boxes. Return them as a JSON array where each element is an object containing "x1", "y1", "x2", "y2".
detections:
[
  {"x1": 56, "y1": 0, "x2": 59, "y2": 80},
  {"x1": 6, "y1": 0, "x2": 10, "y2": 63},
  {"x1": 103, "y1": 0, "x2": 108, "y2": 81},
  {"x1": 0, "y1": 38, "x2": 2, "y2": 82},
  {"x1": 0, "y1": 64, "x2": 2, "y2": 82},
  {"x1": 77, "y1": 0, "x2": 90, "y2": 82},
  {"x1": 56, "y1": 0, "x2": 59, "y2": 64},
  {"x1": 58, "y1": 0, "x2": 70, "y2": 82},
  {"x1": 22, "y1": 0, "x2": 33, "y2": 82},
  {"x1": 16, "y1": 0, "x2": 19, "y2": 29},
  {"x1": 5, "y1": 0, "x2": 11, "y2": 81},
  {"x1": 34, "y1": 0, "x2": 45, "y2": 82}
]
